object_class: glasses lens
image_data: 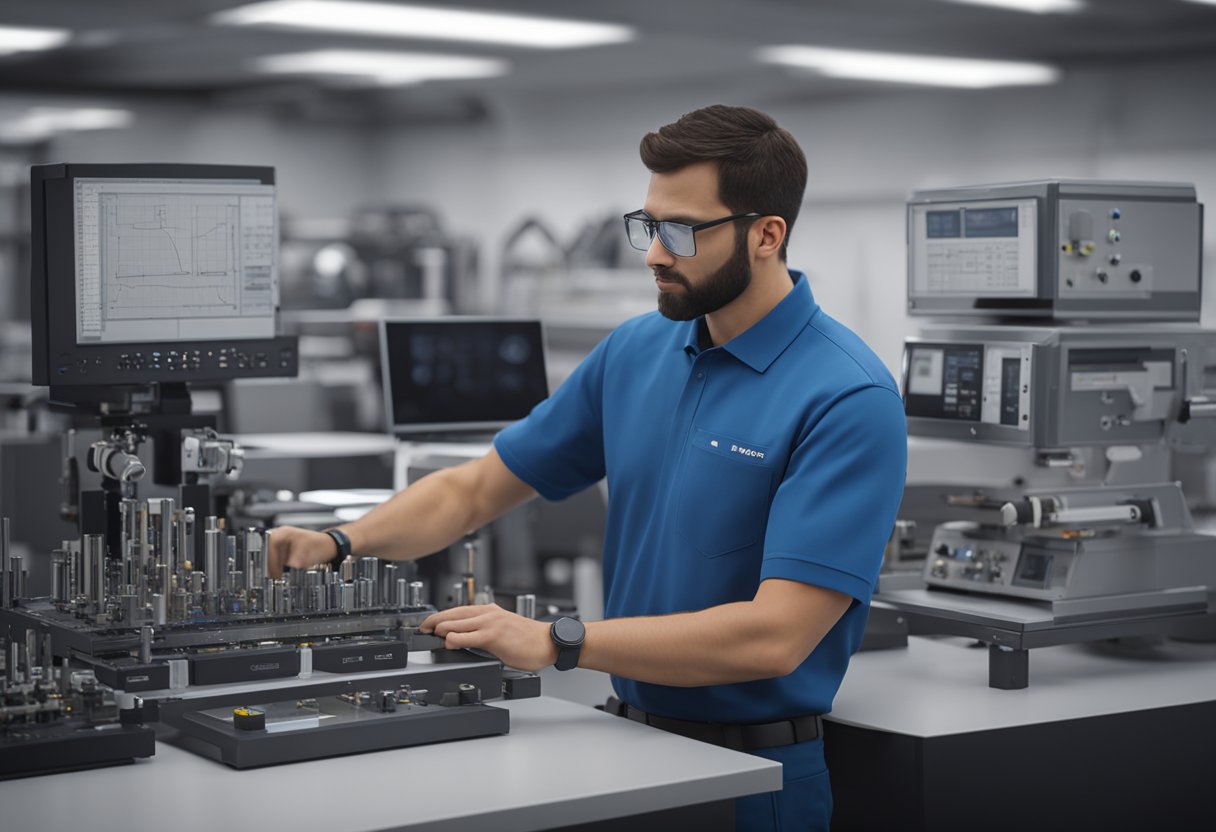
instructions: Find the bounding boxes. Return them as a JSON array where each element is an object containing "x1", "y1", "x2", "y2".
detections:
[
  {"x1": 625, "y1": 216, "x2": 653, "y2": 252},
  {"x1": 657, "y1": 222, "x2": 695, "y2": 257}
]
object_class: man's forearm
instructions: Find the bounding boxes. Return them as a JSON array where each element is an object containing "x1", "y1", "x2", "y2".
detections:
[
  {"x1": 339, "y1": 467, "x2": 481, "y2": 561},
  {"x1": 580, "y1": 602, "x2": 797, "y2": 687}
]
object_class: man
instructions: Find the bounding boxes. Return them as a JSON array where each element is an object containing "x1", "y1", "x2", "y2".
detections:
[{"x1": 269, "y1": 104, "x2": 906, "y2": 831}]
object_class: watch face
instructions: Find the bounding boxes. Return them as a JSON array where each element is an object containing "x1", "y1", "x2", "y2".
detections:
[{"x1": 552, "y1": 617, "x2": 584, "y2": 645}]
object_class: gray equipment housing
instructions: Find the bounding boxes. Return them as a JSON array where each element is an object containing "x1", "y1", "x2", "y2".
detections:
[
  {"x1": 906, "y1": 180, "x2": 1202, "y2": 321},
  {"x1": 923, "y1": 483, "x2": 1214, "y2": 611},
  {"x1": 903, "y1": 324, "x2": 1216, "y2": 449}
]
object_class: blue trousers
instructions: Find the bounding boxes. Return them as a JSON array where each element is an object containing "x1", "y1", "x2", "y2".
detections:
[{"x1": 734, "y1": 738, "x2": 832, "y2": 831}]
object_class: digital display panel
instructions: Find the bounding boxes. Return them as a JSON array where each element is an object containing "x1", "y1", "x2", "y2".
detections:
[
  {"x1": 74, "y1": 177, "x2": 277, "y2": 344},
  {"x1": 1000, "y1": 357, "x2": 1021, "y2": 426},
  {"x1": 381, "y1": 318, "x2": 549, "y2": 436},
  {"x1": 904, "y1": 345, "x2": 984, "y2": 421},
  {"x1": 1014, "y1": 551, "x2": 1053, "y2": 588},
  {"x1": 963, "y1": 206, "x2": 1019, "y2": 238},
  {"x1": 926, "y1": 210, "x2": 962, "y2": 239}
]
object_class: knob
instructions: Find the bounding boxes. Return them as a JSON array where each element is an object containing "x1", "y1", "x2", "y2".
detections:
[
  {"x1": 1130, "y1": 269, "x2": 1143, "y2": 283},
  {"x1": 1107, "y1": 229, "x2": 1121, "y2": 243},
  {"x1": 1109, "y1": 254, "x2": 1121, "y2": 266},
  {"x1": 1096, "y1": 270, "x2": 1108, "y2": 283}
]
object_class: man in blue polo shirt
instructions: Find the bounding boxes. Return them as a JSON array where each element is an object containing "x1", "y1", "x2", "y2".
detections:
[{"x1": 269, "y1": 104, "x2": 906, "y2": 831}]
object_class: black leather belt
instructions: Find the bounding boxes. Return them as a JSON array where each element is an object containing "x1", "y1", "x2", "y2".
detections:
[{"x1": 604, "y1": 696, "x2": 822, "y2": 752}]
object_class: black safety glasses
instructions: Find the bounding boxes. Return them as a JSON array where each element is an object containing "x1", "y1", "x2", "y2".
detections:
[{"x1": 623, "y1": 210, "x2": 760, "y2": 257}]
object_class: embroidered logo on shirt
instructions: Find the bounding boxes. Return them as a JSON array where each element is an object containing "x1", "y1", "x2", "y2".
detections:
[
  {"x1": 692, "y1": 428, "x2": 770, "y2": 466},
  {"x1": 730, "y1": 444, "x2": 765, "y2": 460}
]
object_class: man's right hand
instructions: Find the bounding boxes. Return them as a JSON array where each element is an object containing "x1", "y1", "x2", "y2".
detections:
[{"x1": 267, "y1": 526, "x2": 339, "y2": 578}]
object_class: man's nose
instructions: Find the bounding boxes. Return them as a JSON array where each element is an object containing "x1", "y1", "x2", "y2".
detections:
[{"x1": 645, "y1": 234, "x2": 674, "y2": 270}]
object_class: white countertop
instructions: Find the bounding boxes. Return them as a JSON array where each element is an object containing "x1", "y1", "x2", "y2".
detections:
[
  {"x1": 0, "y1": 696, "x2": 780, "y2": 832},
  {"x1": 830, "y1": 634, "x2": 1216, "y2": 737},
  {"x1": 235, "y1": 432, "x2": 398, "y2": 459}
]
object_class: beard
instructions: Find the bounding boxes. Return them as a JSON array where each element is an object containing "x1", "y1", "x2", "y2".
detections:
[{"x1": 654, "y1": 229, "x2": 752, "y2": 321}]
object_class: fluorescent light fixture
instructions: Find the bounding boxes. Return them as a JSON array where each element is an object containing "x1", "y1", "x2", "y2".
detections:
[
  {"x1": 942, "y1": 0, "x2": 1084, "y2": 13},
  {"x1": 1181, "y1": 0, "x2": 1216, "y2": 7},
  {"x1": 216, "y1": 1, "x2": 633, "y2": 49},
  {"x1": 0, "y1": 25, "x2": 70, "y2": 55},
  {"x1": 254, "y1": 49, "x2": 508, "y2": 85},
  {"x1": 758, "y1": 45, "x2": 1060, "y2": 88},
  {"x1": 0, "y1": 107, "x2": 133, "y2": 144}
]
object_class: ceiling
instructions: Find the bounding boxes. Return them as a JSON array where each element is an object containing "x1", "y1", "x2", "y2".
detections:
[{"x1": 2, "y1": 0, "x2": 1216, "y2": 123}]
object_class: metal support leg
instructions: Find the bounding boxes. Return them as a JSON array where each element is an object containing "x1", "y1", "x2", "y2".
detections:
[{"x1": 988, "y1": 644, "x2": 1029, "y2": 689}]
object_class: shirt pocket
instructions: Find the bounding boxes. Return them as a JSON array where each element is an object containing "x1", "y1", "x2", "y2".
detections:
[{"x1": 677, "y1": 428, "x2": 775, "y2": 558}]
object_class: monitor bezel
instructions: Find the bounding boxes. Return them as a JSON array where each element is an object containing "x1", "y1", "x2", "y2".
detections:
[{"x1": 30, "y1": 162, "x2": 290, "y2": 387}]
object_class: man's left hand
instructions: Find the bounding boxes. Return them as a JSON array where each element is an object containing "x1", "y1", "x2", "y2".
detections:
[{"x1": 420, "y1": 604, "x2": 558, "y2": 672}]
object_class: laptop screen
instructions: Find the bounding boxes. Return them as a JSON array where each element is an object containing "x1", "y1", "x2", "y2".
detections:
[{"x1": 380, "y1": 318, "x2": 549, "y2": 437}]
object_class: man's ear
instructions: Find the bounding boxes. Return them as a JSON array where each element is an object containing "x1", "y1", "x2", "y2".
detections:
[{"x1": 753, "y1": 216, "x2": 787, "y2": 260}]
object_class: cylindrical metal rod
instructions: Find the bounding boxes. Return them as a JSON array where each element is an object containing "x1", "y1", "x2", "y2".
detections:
[
  {"x1": 51, "y1": 549, "x2": 68, "y2": 604},
  {"x1": 1, "y1": 516, "x2": 10, "y2": 608},
  {"x1": 515, "y1": 593, "x2": 537, "y2": 619}
]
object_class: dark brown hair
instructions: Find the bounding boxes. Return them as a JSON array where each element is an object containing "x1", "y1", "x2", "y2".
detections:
[{"x1": 639, "y1": 105, "x2": 807, "y2": 260}]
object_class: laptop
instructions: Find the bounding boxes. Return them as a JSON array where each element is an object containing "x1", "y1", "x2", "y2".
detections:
[{"x1": 379, "y1": 317, "x2": 550, "y2": 440}]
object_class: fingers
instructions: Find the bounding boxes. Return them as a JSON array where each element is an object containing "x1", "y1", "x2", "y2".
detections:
[
  {"x1": 443, "y1": 630, "x2": 486, "y2": 651},
  {"x1": 431, "y1": 613, "x2": 494, "y2": 638},
  {"x1": 266, "y1": 532, "x2": 284, "y2": 579},
  {"x1": 419, "y1": 604, "x2": 496, "y2": 633},
  {"x1": 267, "y1": 528, "x2": 296, "y2": 578}
]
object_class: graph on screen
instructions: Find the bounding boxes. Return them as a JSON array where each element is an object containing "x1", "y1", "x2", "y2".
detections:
[{"x1": 75, "y1": 178, "x2": 277, "y2": 344}]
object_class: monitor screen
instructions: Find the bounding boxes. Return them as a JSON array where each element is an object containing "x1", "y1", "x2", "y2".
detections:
[
  {"x1": 74, "y1": 177, "x2": 277, "y2": 345},
  {"x1": 381, "y1": 318, "x2": 549, "y2": 436},
  {"x1": 903, "y1": 344, "x2": 984, "y2": 422},
  {"x1": 30, "y1": 163, "x2": 297, "y2": 387}
]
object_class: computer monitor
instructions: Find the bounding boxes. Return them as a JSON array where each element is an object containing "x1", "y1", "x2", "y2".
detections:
[
  {"x1": 380, "y1": 317, "x2": 549, "y2": 437},
  {"x1": 30, "y1": 163, "x2": 297, "y2": 387}
]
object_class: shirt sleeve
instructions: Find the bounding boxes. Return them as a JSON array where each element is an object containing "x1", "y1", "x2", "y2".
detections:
[
  {"x1": 760, "y1": 384, "x2": 908, "y2": 604},
  {"x1": 493, "y1": 334, "x2": 610, "y2": 501}
]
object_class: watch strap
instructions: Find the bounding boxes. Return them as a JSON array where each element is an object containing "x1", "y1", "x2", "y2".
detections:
[
  {"x1": 324, "y1": 528, "x2": 351, "y2": 569},
  {"x1": 550, "y1": 618, "x2": 585, "y2": 671}
]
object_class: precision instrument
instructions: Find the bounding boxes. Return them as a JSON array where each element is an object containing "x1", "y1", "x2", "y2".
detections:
[{"x1": 884, "y1": 179, "x2": 1216, "y2": 687}]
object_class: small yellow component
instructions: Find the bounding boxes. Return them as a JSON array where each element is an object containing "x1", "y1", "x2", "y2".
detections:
[
  {"x1": 1079, "y1": 242, "x2": 1096, "y2": 256},
  {"x1": 1061, "y1": 242, "x2": 1074, "y2": 254},
  {"x1": 233, "y1": 707, "x2": 261, "y2": 717}
]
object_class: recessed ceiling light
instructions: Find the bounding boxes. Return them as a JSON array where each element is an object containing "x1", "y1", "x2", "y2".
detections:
[
  {"x1": 0, "y1": 107, "x2": 132, "y2": 144},
  {"x1": 0, "y1": 25, "x2": 70, "y2": 55},
  {"x1": 216, "y1": 1, "x2": 633, "y2": 49},
  {"x1": 941, "y1": 0, "x2": 1084, "y2": 13},
  {"x1": 758, "y1": 45, "x2": 1060, "y2": 89},
  {"x1": 254, "y1": 50, "x2": 509, "y2": 86}
]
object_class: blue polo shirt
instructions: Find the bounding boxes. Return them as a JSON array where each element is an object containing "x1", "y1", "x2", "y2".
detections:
[{"x1": 495, "y1": 271, "x2": 907, "y2": 722}]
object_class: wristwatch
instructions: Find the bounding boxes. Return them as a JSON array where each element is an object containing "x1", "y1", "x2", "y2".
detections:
[
  {"x1": 550, "y1": 617, "x2": 585, "y2": 671},
  {"x1": 324, "y1": 528, "x2": 352, "y2": 569}
]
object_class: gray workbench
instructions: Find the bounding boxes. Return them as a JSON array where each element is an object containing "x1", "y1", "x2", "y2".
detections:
[
  {"x1": 0, "y1": 696, "x2": 780, "y2": 832},
  {"x1": 823, "y1": 635, "x2": 1216, "y2": 831}
]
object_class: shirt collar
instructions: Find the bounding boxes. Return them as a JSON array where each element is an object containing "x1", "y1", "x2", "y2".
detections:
[{"x1": 682, "y1": 270, "x2": 818, "y2": 373}]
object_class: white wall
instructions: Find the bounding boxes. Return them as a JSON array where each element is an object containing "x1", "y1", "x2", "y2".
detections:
[
  {"x1": 367, "y1": 55, "x2": 1216, "y2": 375},
  {"x1": 46, "y1": 102, "x2": 375, "y2": 221}
]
